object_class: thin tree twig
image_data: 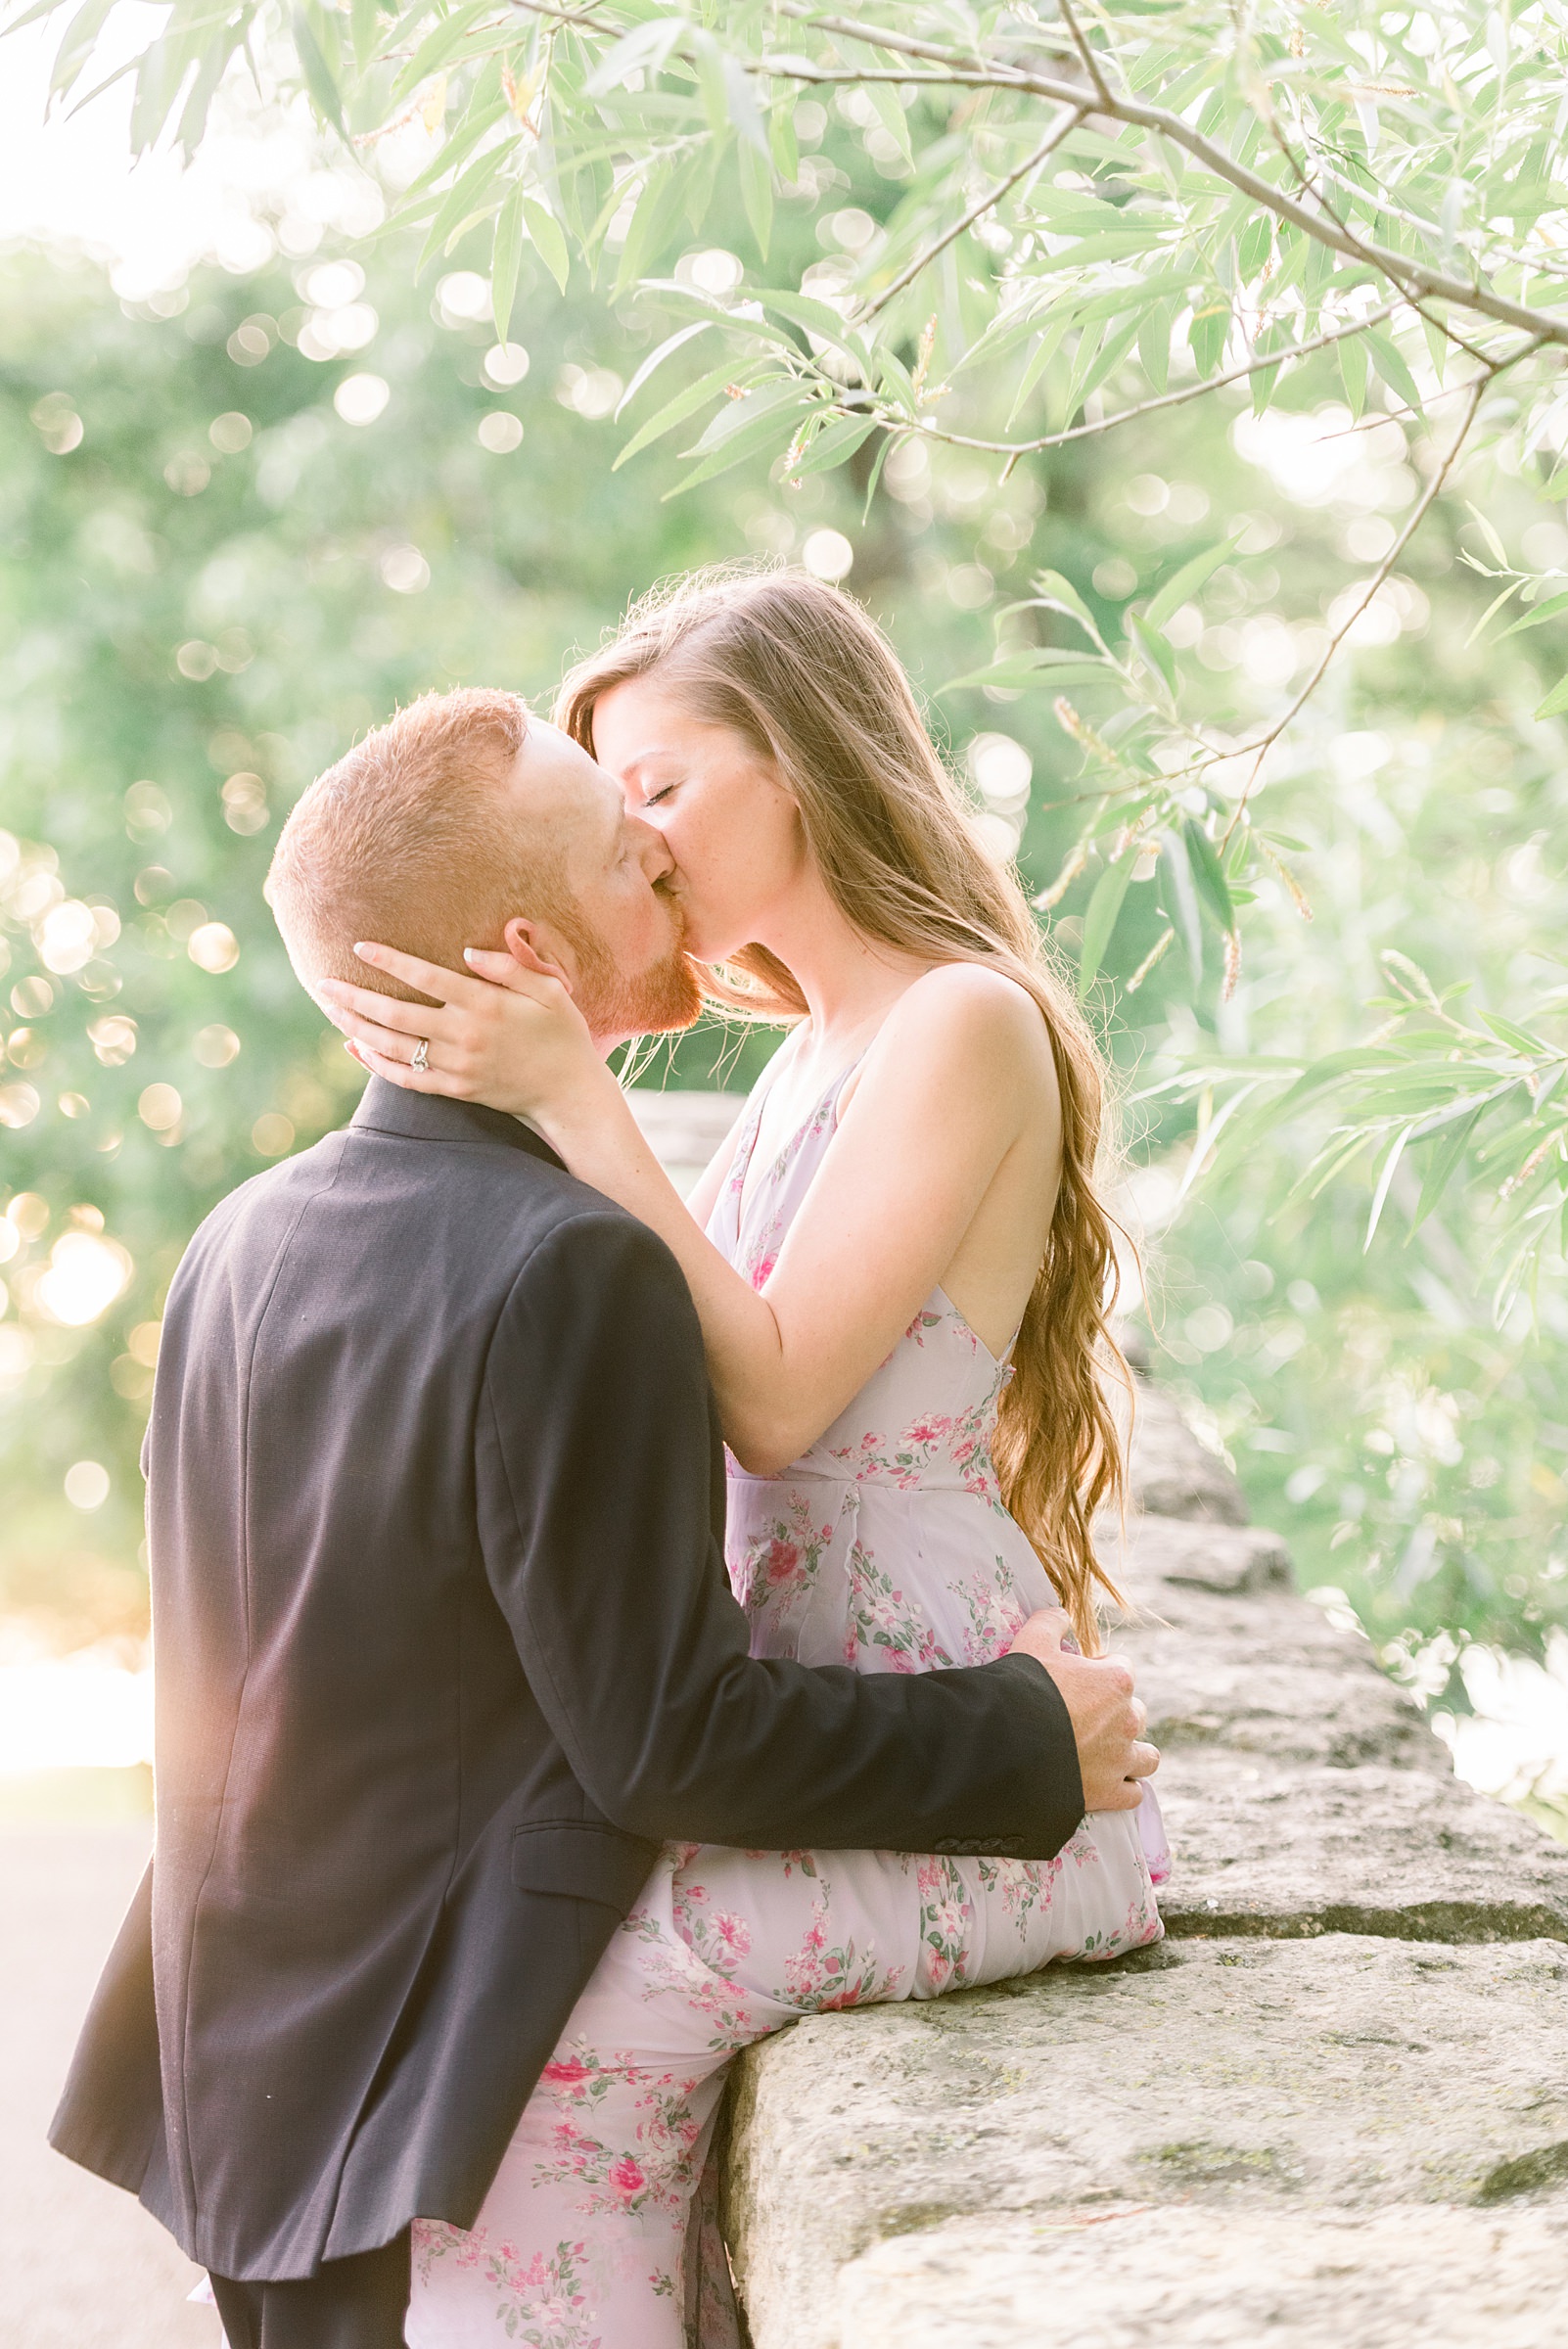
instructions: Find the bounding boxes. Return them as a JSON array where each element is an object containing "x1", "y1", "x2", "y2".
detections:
[
  {"x1": 1057, "y1": 0, "x2": 1114, "y2": 110},
  {"x1": 1216, "y1": 355, "x2": 1512, "y2": 845},
  {"x1": 884, "y1": 297, "x2": 1408, "y2": 455},
  {"x1": 861, "y1": 105, "x2": 1085, "y2": 322}
]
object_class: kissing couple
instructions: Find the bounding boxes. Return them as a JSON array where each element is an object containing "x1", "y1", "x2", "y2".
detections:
[{"x1": 53, "y1": 565, "x2": 1164, "y2": 2349}]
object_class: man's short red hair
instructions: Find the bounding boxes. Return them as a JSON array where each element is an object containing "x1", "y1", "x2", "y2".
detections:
[{"x1": 266, "y1": 688, "x2": 558, "y2": 1002}]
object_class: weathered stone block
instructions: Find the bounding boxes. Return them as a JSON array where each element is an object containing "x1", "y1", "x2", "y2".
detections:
[
  {"x1": 834, "y1": 2204, "x2": 1568, "y2": 2347},
  {"x1": 723, "y1": 1936, "x2": 1568, "y2": 2349},
  {"x1": 1121, "y1": 1383, "x2": 1248, "y2": 1526},
  {"x1": 1157, "y1": 1751, "x2": 1568, "y2": 1942},
  {"x1": 1104, "y1": 1515, "x2": 1444, "y2": 1773}
]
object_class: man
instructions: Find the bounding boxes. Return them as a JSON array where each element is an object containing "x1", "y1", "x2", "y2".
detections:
[{"x1": 51, "y1": 688, "x2": 1153, "y2": 2348}]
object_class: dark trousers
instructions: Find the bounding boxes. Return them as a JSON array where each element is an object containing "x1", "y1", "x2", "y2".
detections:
[{"x1": 208, "y1": 2232, "x2": 410, "y2": 2349}]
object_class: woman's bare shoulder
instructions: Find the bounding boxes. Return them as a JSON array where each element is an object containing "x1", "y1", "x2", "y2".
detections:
[
  {"x1": 881, "y1": 960, "x2": 1054, "y2": 1069},
  {"x1": 835, "y1": 963, "x2": 1057, "y2": 1145}
]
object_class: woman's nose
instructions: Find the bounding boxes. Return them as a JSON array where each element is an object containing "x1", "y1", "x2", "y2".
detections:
[{"x1": 626, "y1": 814, "x2": 674, "y2": 883}]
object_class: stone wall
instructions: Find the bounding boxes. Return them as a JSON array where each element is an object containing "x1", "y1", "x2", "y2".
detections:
[{"x1": 719, "y1": 1379, "x2": 1568, "y2": 2346}]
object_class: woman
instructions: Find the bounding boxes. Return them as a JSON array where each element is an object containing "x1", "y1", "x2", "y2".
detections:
[{"x1": 321, "y1": 566, "x2": 1163, "y2": 2346}]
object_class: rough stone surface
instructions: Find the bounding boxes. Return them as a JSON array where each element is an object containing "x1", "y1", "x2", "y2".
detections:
[
  {"x1": 835, "y1": 2206, "x2": 1568, "y2": 2348},
  {"x1": 723, "y1": 1937, "x2": 1568, "y2": 2349},
  {"x1": 1105, "y1": 1515, "x2": 1446, "y2": 1773},
  {"x1": 1120, "y1": 1382, "x2": 1248, "y2": 1526},
  {"x1": 1156, "y1": 1750, "x2": 1568, "y2": 1942},
  {"x1": 722, "y1": 1376, "x2": 1568, "y2": 2346}
]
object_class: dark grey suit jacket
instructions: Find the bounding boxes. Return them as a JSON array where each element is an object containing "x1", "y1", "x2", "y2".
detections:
[{"x1": 50, "y1": 1080, "x2": 1084, "y2": 2280}]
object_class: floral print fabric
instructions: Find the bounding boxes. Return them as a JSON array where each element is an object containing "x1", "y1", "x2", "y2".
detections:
[{"x1": 406, "y1": 1046, "x2": 1161, "y2": 2349}]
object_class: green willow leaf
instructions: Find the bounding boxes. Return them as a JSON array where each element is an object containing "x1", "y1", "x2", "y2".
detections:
[
  {"x1": 1128, "y1": 612, "x2": 1176, "y2": 698},
  {"x1": 415, "y1": 144, "x2": 508, "y2": 279},
  {"x1": 1077, "y1": 851, "x2": 1137, "y2": 997},
  {"x1": 666, "y1": 379, "x2": 813, "y2": 493},
  {"x1": 1183, "y1": 816, "x2": 1234, "y2": 933},
  {"x1": 614, "y1": 321, "x2": 713, "y2": 421},
  {"x1": 1031, "y1": 570, "x2": 1108, "y2": 648},
  {"x1": 1157, "y1": 827, "x2": 1204, "y2": 984},
  {"x1": 521, "y1": 196, "x2": 571, "y2": 294},
  {"x1": 613, "y1": 356, "x2": 755, "y2": 470},
  {"x1": 1364, "y1": 326, "x2": 1421, "y2": 413},
  {"x1": 391, "y1": 0, "x2": 493, "y2": 108},
  {"x1": 1499, "y1": 590, "x2": 1568, "y2": 638},
  {"x1": 941, "y1": 655, "x2": 1116, "y2": 694},
  {"x1": 490, "y1": 181, "x2": 525, "y2": 343},
  {"x1": 1364, "y1": 1125, "x2": 1412, "y2": 1250},
  {"x1": 738, "y1": 138, "x2": 773, "y2": 262},
  {"x1": 1144, "y1": 533, "x2": 1241, "y2": 628},
  {"x1": 788, "y1": 414, "x2": 875, "y2": 478}
]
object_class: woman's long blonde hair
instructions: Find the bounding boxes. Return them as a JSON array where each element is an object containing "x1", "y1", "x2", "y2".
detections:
[{"x1": 556, "y1": 564, "x2": 1130, "y2": 1648}]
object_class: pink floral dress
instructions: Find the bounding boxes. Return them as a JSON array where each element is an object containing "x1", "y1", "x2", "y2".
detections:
[{"x1": 406, "y1": 1051, "x2": 1161, "y2": 2349}]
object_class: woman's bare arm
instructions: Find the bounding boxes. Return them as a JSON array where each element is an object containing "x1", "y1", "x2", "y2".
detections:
[{"x1": 321, "y1": 954, "x2": 1056, "y2": 1473}]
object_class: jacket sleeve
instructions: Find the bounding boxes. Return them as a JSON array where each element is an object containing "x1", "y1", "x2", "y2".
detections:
[{"x1": 476, "y1": 1210, "x2": 1084, "y2": 1861}]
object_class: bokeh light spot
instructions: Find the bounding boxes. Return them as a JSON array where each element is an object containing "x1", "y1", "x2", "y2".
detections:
[
  {"x1": 482, "y1": 343, "x2": 530, "y2": 389},
  {"x1": 0, "y1": 1083, "x2": 40, "y2": 1129},
  {"x1": 194, "y1": 1023, "x2": 242, "y2": 1068},
  {"x1": 477, "y1": 411, "x2": 524, "y2": 453},
  {"x1": 36, "y1": 1231, "x2": 132, "y2": 1326},
  {"x1": 88, "y1": 1015, "x2": 138, "y2": 1066},
  {"x1": 138, "y1": 1082, "x2": 182, "y2": 1132},
  {"x1": 380, "y1": 544, "x2": 430, "y2": 594},
  {"x1": 802, "y1": 529, "x2": 853, "y2": 581},
  {"x1": 64, "y1": 1460, "x2": 111, "y2": 1510},
  {"x1": 335, "y1": 372, "x2": 391, "y2": 426},
  {"x1": 252, "y1": 1112, "x2": 296, "y2": 1157},
  {"x1": 189, "y1": 922, "x2": 241, "y2": 973},
  {"x1": 36, "y1": 898, "x2": 98, "y2": 974}
]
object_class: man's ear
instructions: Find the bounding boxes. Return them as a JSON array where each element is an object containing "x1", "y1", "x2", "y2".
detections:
[{"x1": 501, "y1": 915, "x2": 573, "y2": 991}]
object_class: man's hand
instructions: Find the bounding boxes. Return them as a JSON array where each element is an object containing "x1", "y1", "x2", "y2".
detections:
[{"x1": 1007, "y1": 1608, "x2": 1158, "y2": 1814}]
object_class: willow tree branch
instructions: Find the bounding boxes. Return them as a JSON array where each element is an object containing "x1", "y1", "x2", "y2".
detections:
[
  {"x1": 1255, "y1": 88, "x2": 1498, "y2": 369},
  {"x1": 892, "y1": 297, "x2": 1408, "y2": 455},
  {"x1": 860, "y1": 105, "x2": 1084, "y2": 322},
  {"x1": 754, "y1": 6, "x2": 1568, "y2": 351}
]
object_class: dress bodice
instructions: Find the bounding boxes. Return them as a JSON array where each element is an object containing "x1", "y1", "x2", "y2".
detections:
[
  {"x1": 704, "y1": 1048, "x2": 1040, "y2": 1675},
  {"x1": 708, "y1": 1054, "x2": 1016, "y2": 1503},
  {"x1": 704, "y1": 1041, "x2": 1170, "y2": 1887}
]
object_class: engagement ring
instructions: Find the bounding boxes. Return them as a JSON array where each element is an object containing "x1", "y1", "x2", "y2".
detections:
[{"x1": 411, "y1": 1038, "x2": 430, "y2": 1073}]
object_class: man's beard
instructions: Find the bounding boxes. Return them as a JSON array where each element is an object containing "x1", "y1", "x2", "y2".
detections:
[{"x1": 566, "y1": 904, "x2": 705, "y2": 1041}]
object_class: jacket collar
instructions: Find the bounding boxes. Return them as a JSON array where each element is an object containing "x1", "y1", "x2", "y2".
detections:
[{"x1": 349, "y1": 1076, "x2": 564, "y2": 1169}]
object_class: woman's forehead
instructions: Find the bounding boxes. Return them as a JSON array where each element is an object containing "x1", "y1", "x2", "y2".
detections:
[{"x1": 592, "y1": 674, "x2": 704, "y2": 753}]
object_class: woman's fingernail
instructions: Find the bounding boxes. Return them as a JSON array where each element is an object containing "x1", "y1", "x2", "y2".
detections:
[{"x1": 353, "y1": 943, "x2": 377, "y2": 961}]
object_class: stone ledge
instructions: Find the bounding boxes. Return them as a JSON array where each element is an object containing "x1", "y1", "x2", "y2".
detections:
[
  {"x1": 835, "y1": 2204, "x2": 1568, "y2": 2349},
  {"x1": 723, "y1": 1936, "x2": 1568, "y2": 2349},
  {"x1": 721, "y1": 1377, "x2": 1568, "y2": 2345},
  {"x1": 1156, "y1": 1752, "x2": 1568, "y2": 1943}
]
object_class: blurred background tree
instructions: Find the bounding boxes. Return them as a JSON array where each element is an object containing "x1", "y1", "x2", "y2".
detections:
[{"x1": 4, "y1": 0, "x2": 1568, "y2": 1802}]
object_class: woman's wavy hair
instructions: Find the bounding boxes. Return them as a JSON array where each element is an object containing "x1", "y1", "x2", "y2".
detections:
[{"x1": 555, "y1": 563, "x2": 1131, "y2": 1648}]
